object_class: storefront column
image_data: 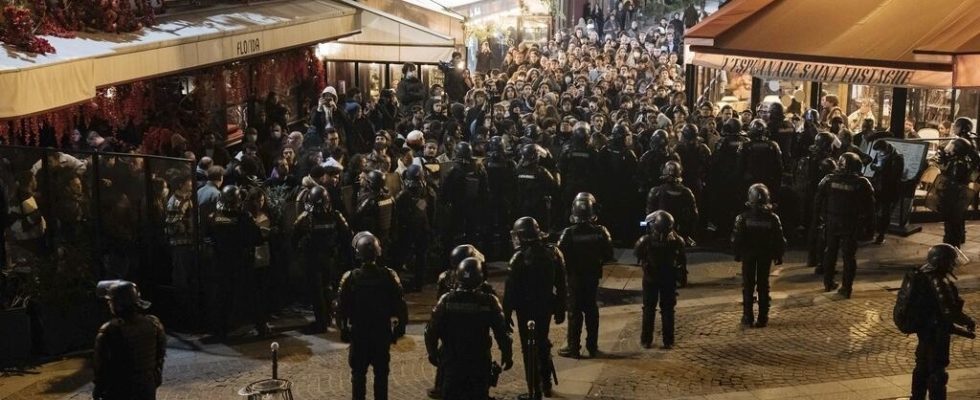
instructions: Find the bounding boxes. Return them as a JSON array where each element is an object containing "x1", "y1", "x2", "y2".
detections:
[
  {"x1": 685, "y1": 64, "x2": 697, "y2": 109},
  {"x1": 890, "y1": 87, "x2": 908, "y2": 138},
  {"x1": 809, "y1": 82, "x2": 822, "y2": 111},
  {"x1": 750, "y1": 77, "x2": 763, "y2": 112}
]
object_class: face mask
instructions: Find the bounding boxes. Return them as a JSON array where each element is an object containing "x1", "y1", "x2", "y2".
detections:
[{"x1": 374, "y1": 141, "x2": 387, "y2": 151}]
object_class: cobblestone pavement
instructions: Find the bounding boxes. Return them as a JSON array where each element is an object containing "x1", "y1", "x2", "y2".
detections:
[
  {"x1": 4, "y1": 222, "x2": 980, "y2": 400},
  {"x1": 588, "y1": 291, "x2": 980, "y2": 399}
]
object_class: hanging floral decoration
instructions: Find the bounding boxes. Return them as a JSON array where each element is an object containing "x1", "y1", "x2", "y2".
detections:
[{"x1": 0, "y1": 0, "x2": 156, "y2": 54}]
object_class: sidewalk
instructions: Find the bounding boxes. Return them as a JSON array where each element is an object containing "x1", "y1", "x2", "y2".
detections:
[{"x1": 2, "y1": 222, "x2": 979, "y2": 400}]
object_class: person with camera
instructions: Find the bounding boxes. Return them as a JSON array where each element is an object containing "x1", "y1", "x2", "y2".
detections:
[
  {"x1": 397, "y1": 63, "x2": 428, "y2": 114},
  {"x1": 440, "y1": 52, "x2": 468, "y2": 104}
]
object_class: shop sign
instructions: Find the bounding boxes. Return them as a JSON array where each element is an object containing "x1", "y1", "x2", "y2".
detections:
[
  {"x1": 718, "y1": 55, "x2": 914, "y2": 86},
  {"x1": 232, "y1": 36, "x2": 262, "y2": 58},
  {"x1": 691, "y1": 52, "x2": 951, "y2": 88}
]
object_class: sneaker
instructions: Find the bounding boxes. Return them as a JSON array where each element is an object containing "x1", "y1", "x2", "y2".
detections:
[
  {"x1": 542, "y1": 381, "x2": 553, "y2": 397},
  {"x1": 641, "y1": 341, "x2": 653, "y2": 349},
  {"x1": 824, "y1": 281, "x2": 839, "y2": 292},
  {"x1": 661, "y1": 343, "x2": 673, "y2": 350},
  {"x1": 740, "y1": 315, "x2": 754, "y2": 327},
  {"x1": 427, "y1": 387, "x2": 442, "y2": 399},
  {"x1": 873, "y1": 234, "x2": 885, "y2": 244},
  {"x1": 754, "y1": 318, "x2": 768, "y2": 328},
  {"x1": 837, "y1": 287, "x2": 852, "y2": 299},
  {"x1": 557, "y1": 346, "x2": 580, "y2": 359}
]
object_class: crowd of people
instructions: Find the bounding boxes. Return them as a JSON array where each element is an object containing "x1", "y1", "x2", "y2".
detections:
[{"x1": 2, "y1": 1, "x2": 978, "y2": 400}]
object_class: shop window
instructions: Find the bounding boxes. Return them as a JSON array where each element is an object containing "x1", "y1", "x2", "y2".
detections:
[
  {"x1": 954, "y1": 89, "x2": 978, "y2": 122},
  {"x1": 358, "y1": 63, "x2": 384, "y2": 100},
  {"x1": 390, "y1": 66, "x2": 404, "y2": 92}
]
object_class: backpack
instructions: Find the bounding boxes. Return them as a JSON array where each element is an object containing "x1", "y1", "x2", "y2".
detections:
[{"x1": 893, "y1": 268, "x2": 924, "y2": 334}]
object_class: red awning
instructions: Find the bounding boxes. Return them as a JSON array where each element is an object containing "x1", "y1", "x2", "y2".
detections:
[{"x1": 685, "y1": 0, "x2": 979, "y2": 88}]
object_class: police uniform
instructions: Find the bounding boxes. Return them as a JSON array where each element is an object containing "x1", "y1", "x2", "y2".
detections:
[
  {"x1": 813, "y1": 171, "x2": 875, "y2": 295},
  {"x1": 731, "y1": 205, "x2": 785, "y2": 325},
  {"x1": 634, "y1": 229, "x2": 686, "y2": 348},
  {"x1": 93, "y1": 314, "x2": 166, "y2": 400},
  {"x1": 557, "y1": 221, "x2": 613, "y2": 355},
  {"x1": 294, "y1": 207, "x2": 352, "y2": 331}
]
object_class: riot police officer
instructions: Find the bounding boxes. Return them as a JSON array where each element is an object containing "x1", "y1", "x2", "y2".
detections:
[
  {"x1": 636, "y1": 129, "x2": 681, "y2": 196},
  {"x1": 868, "y1": 140, "x2": 905, "y2": 244},
  {"x1": 207, "y1": 185, "x2": 265, "y2": 340},
  {"x1": 731, "y1": 184, "x2": 786, "y2": 328},
  {"x1": 337, "y1": 231, "x2": 408, "y2": 400},
  {"x1": 936, "y1": 138, "x2": 979, "y2": 247},
  {"x1": 766, "y1": 102, "x2": 796, "y2": 162},
  {"x1": 294, "y1": 186, "x2": 352, "y2": 333},
  {"x1": 355, "y1": 170, "x2": 394, "y2": 248},
  {"x1": 429, "y1": 244, "x2": 496, "y2": 399},
  {"x1": 635, "y1": 210, "x2": 686, "y2": 349},
  {"x1": 394, "y1": 164, "x2": 436, "y2": 292},
  {"x1": 814, "y1": 153, "x2": 875, "y2": 298},
  {"x1": 442, "y1": 142, "x2": 490, "y2": 248},
  {"x1": 93, "y1": 280, "x2": 165, "y2": 400},
  {"x1": 674, "y1": 124, "x2": 711, "y2": 209},
  {"x1": 503, "y1": 217, "x2": 567, "y2": 397},
  {"x1": 794, "y1": 132, "x2": 837, "y2": 270},
  {"x1": 737, "y1": 119, "x2": 783, "y2": 202},
  {"x1": 597, "y1": 124, "x2": 639, "y2": 244},
  {"x1": 558, "y1": 126, "x2": 599, "y2": 224},
  {"x1": 706, "y1": 118, "x2": 748, "y2": 234},
  {"x1": 908, "y1": 244, "x2": 976, "y2": 400},
  {"x1": 557, "y1": 195, "x2": 614, "y2": 358},
  {"x1": 425, "y1": 258, "x2": 514, "y2": 400},
  {"x1": 646, "y1": 161, "x2": 697, "y2": 286},
  {"x1": 515, "y1": 144, "x2": 560, "y2": 233},
  {"x1": 809, "y1": 158, "x2": 838, "y2": 274},
  {"x1": 485, "y1": 136, "x2": 519, "y2": 257}
]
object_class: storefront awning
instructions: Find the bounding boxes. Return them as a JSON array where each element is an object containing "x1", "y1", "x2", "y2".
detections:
[
  {"x1": 0, "y1": 0, "x2": 360, "y2": 120},
  {"x1": 912, "y1": 12, "x2": 980, "y2": 88},
  {"x1": 684, "y1": 0, "x2": 975, "y2": 88},
  {"x1": 317, "y1": 0, "x2": 458, "y2": 63}
]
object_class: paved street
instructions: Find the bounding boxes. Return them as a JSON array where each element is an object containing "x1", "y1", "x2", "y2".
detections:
[{"x1": 3, "y1": 222, "x2": 980, "y2": 400}]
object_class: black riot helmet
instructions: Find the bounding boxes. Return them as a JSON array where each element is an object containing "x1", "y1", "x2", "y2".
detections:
[
  {"x1": 611, "y1": 123, "x2": 629, "y2": 138},
  {"x1": 661, "y1": 160, "x2": 682, "y2": 182},
  {"x1": 926, "y1": 243, "x2": 966, "y2": 273},
  {"x1": 487, "y1": 136, "x2": 505, "y2": 158},
  {"x1": 305, "y1": 185, "x2": 331, "y2": 214},
  {"x1": 364, "y1": 169, "x2": 386, "y2": 192},
  {"x1": 574, "y1": 191, "x2": 597, "y2": 207},
  {"x1": 721, "y1": 118, "x2": 742, "y2": 136},
  {"x1": 650, "y1": 129, "x2": 669, "y2": 150},
  {"x1": 746, "y1": 183, "x2": 771, "y2": 209},
  {"x1": 454, "y1": 141, "x2": 474, "y2": 161},
  {"x1": 747, "y1": 119, "x2": 768, "y2": 138},
  {"x1": 945, "y1": 137, "x2": 974, "y2": 157},
  {"x1": 456, "y1": 257, "x2": 485, "y2": 290},
  {"x1": 680, "y1": 123, "x2": 699, "y2": 144},
  {"x1": 837, "y1": 152, "x2": 863, "y2": 175},
  {"x1": 217, "y1": 185, "x2": 245, "y2": 214},
  {"x1": 818, "y1": 157, "x2": 838, "y2": 174},
  {"x1": 812, "y1": 131, "x2": 836, "y2": 155},
  {"x1": 511, "y1": 216, "x2": 546, "y2": 246},
  {"x1": 402, "y1": 164, "x2": 426, "y2": 194},
  {"x1": 450, "y1": 244, "x2": 486, "y2": 269},
  {"x1": 644, "y1": 210, "x2": 674, "y2": 237},
  {"x1": 804, "y1": 109, "x2": 820, "y2": 123},
  {"x1": 520, "y1": 143, "x2": 540, "y2": 166},
  {"x1": 571, "y1": 126, "x2": 590, "y2": 148},
  {"x1": 352, "y1": 231, "x2": 382, "y2": 262},
  {"x1": 524, "y1": 124, "x2": 541, "y2": 141},
  {"x1": 570, "y1": 198, "x2": 597, "y2": 224},
  {"x1": 97, "y1": 280, "x2": 151, "y2": 316},
  {"x1": 953, "y1": 117, "x2": 974, "y2": 137}
]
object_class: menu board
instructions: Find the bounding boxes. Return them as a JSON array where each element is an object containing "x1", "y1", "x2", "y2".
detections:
[{"x1": 863, "y1": 139, "x2": 930, "y2": 182}]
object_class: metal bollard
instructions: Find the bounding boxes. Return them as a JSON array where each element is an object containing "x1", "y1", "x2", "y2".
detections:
[{"x1": 238, "y1": 341, "x2": 294, "y2": 400}]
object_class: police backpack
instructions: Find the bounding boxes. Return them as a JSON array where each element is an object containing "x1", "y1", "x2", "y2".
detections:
[{"x1": 893, "y1": 268, "x2": 924, "y2": 334}]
